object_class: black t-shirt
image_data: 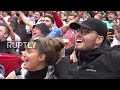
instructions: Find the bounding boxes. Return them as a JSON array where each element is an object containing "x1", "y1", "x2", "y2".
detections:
[
  {"x1": 65, "y1": 46, "x2": 74, "y2": 56},
  {"x1": 15, "y1": 67, "x2": 48, "y2": 79},
  {"x1": 0, "y1": 40, "x2": 20, "y2": 55},
  {"x1": 25, "y1": 67, "x2": 48, "y2": 79}
]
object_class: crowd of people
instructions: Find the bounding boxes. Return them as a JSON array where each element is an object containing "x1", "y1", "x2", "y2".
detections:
[{"x1": 0, "y1": 11, "x2": 120, "y2": 79}]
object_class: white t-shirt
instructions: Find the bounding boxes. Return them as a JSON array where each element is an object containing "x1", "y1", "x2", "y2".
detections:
[
  {"x1": 111, "y1": 36, "x2": 120, "y2": 47},
  {"x1": 3, "y1": 15, "x2": 10, "y2": 23},
  {"x1": 7, "y1": 33, "x2": 21, "y2": 52},
  {"x1": 7, "y1": 33, "x2": 21, "y2": 42}
]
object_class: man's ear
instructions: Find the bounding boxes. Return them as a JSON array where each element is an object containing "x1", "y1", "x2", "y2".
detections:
[
  {"x1": 51, "y1": 24, "x2": 54, "y2": 28},
  {"x1": 96, "y1": 36, "x2": 104, "y2": 45},
  {"x1": 4, "y1": 33, "x2": 9, "y2": 38}
]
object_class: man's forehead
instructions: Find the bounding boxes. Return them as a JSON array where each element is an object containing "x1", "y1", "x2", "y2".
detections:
[
  {"x1": 34, "y1": 12, "x2": 40, "y2": 15},
  {"x1": 0, "y1": 26, "x2": 6, "y2": 30},
  {"x1": 107, "y1": 13, "x2": 115, "y2": 15},
  {"x1": 44, "y1": 17, "x2": 50, "y2": 20}
]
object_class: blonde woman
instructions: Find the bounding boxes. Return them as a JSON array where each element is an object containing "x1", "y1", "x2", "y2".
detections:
[{"x1": 6, "y1": 37, "x2": 64, "y2": 79}]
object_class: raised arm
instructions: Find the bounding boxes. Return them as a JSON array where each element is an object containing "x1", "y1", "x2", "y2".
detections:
[
  {"x1": 0, "y1": 14, "x2": 15, "y2": 41},
  {"x1": 52, "y1": 11, "x2": 63, "y2": 28},
  {"x1": 18, "y1": 11, "x2": 33, "y2": 29},
  {"x1": 61, "y1": 11, "x2": 84, "y2": 34}
]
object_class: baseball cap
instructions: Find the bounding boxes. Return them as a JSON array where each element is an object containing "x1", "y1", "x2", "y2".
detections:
[
  {"x1": 33, "y1": 23, "x2": 50, "y2": 35},
  {"x1": 69, "y1": 18, "x2": 108, "y2": 39},
  {"x1": 106, "y1": 11, "x2": 117, "y2": 16}
]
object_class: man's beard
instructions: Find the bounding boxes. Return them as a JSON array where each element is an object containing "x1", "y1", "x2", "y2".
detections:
[{"x1": 74, "y1": 46, "x2": 92, "y2": 53}]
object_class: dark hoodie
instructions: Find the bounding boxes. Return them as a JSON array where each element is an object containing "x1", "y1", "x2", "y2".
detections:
[
  {"x1": 0, "y1": 40, "x2": 20, "y2": 56},
  {"x1": 55, "y1": 43, "x2": 120, "y2": 79}
]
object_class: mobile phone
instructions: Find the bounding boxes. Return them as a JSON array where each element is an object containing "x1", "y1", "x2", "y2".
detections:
[{"x1": 108, "y1": 29, "x2": 114, "y2": 35}]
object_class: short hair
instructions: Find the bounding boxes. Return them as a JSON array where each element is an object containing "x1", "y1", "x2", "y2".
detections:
[
  {"x1": 44, "y1": 15, "x2": 54, "y2": 24},
  {"x1": 113, "y1": 19, "x2": 120, "y2": 32},
  {"x1": 0, "y1": 24, "x2": 10, "y2": 37},
  {"x1": 44, "y1": 11, "x2": 52, "y2": 15},
  {"x1": 23, "y1": 11, "x2": 29, "y2": 17},
  {"x1": 2, "y1": 11, "x2": 9, "y2": 14},
  {"x1": 106, "y1": 11, "x2": 117, "y2": 16},
  {"x1": 33, "y1": 11, "x2": 43, "y2": 16}
]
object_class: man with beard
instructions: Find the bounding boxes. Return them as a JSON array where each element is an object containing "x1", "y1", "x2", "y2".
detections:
[{"x1": 55, "y1": 18, "x2": 120, "y2": 79}]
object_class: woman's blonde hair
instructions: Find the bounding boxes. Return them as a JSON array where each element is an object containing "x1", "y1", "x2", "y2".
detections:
[{"x1": 29, "y1": 37, "x2": 64, "y2": 65}]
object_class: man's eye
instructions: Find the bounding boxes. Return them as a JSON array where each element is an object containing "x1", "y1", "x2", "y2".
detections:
[{"x1": 45, "y1": 20, "x2": 49, "y2": 22}]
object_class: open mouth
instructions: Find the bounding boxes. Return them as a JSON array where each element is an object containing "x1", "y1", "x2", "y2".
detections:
[
  {"x1": 32, "y1": 33, "x2": 36, "y2": 36},
  {"x1": 21, "y1": 56, "x2": 28, "y2": 63},
  {"x1": 76, "y1": 40, "x2": 82, "y2": 43}
]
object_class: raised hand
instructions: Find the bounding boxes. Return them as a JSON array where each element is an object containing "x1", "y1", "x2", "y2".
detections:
[{"x1": 77, "y1": 11, "x2": 85, "y2": 18}]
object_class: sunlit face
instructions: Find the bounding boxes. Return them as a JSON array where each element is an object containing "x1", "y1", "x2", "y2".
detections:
[
  {"x1": 116, "y1": 11, "x2": 120, "y2": 16},
  {"x1": 33, "y1": 12, "x2": 41, "y2": 20},
  {"x1": 2, "y1": 11, "x2": 7, "y2": 17},
  {"x1": 115, "y1": 19, "x2": 120, "y2": 26},
  {"x1": 0, "y1": 26, "x2": 8, "y2": 41},
  {"x1": 21, "y1": 42, "x2": 45, "y2": 71},
  {"x1": 11, "y1": 11, "x2": 16, "y2": 16},
  {"x1": 61, "y1": 13, "x2": 66, "y2": 20},
  {"x1": 44, "y1": 17, "x2": 53, "y2": 28},
  {"x1": 28, "y1": 11, "x2": 33, "y2": 16},
  {"x1": 32, "y1": 26, "x2": 45, "y2": 38},
  {"x1": 107, "y1": 13, "x2": 116, "y2": 21},
  {"x1": 74, "y1": 28, "x2": 102, "y2": 52},
  {"x1": 115, "y1": 29, "x2": 120, "y2": 41}
]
